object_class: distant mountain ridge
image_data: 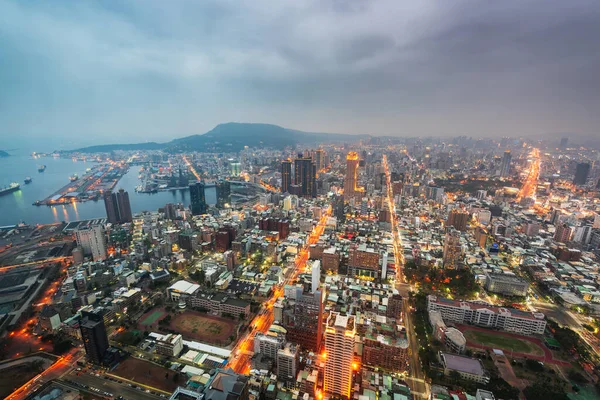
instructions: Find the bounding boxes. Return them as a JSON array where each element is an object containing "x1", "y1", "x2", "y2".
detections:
[{"x1": 69, "y1": 123, "x2": 370, "y2": 153}]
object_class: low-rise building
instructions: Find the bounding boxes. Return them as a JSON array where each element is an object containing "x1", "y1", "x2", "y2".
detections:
[
  {"x1": 484, "y1": 272, "x2": 529, "y2": 297},
  {"x1": 440, "y1": 352, "x2": 489, "y2": 384},
  {"x1": 156, "y1": 333, "x2": 183, "y2": 357}
]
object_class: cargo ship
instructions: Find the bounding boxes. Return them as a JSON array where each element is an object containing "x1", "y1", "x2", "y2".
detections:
[
  {"x1": 38, "y1": 165, "x2": 46, "y2": 172},
  {"x1": 0, "y1": 182, "x2": 21, "y2": 196},
  {"x1": 24, "y1": 177, "x2": 32, "y2": 184},
  {"x1": 69, "y1": 174, "x2": 79, "y2": 182}
]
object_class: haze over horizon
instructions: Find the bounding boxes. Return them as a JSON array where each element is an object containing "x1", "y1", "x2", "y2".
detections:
[{"x1": 2, "y1": 0, "x2": 599, "y2": 149}]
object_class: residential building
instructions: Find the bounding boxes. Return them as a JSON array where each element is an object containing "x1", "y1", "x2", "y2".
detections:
[
  {"x1": 447, "y1": 209, "x2": 469, "y2": 232},
  {"x1": 554, "y1": 223, "x2": 573, "y2": 243},
  {"x1": 324, "y1": 312, "x2": 356, "y2": 398},
  {"x1": 443, "y1": 229, "x2": 462, "y2": 269},
  {"x1": 282, "y1": 288, "x2": 324, "y2": 352},
  {"x1": 277, "y1": 343, "x2": 299, "y2": 383},
  {"x1": 76, "y1": 226, "x2": 107, "y2": 261}
]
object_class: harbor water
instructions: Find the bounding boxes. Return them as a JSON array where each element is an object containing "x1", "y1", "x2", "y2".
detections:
[{"x1": 0, "y1": 153, "x2": 216, "y2": 226}]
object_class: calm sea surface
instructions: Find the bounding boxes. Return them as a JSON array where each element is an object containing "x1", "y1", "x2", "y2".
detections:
[{"x1": 0, "y1": 153, "x2": 216, "y2": 226}]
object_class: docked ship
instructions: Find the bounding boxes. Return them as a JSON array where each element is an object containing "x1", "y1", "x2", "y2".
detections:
[
  {"x1": 69, "y1": 174, "x2": 79, "y2": 182},
  {"x1": 38, "y1": 165, "x2": 46, "y2": 172},
  {"x1": 0, "y1": 182, "x2": 21, "y2": 196},
  {"x1": 24, "y1": 177, "x2": 32, "y2": 184}
]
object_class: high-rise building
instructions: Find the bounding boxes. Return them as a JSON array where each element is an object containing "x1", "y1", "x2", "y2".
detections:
[
  {"x1": 311, "y1": 260, "x2": 320, "y2": 293},
  {"x1": 116, "y1": 189, "x2": 132, "y2": 223},
  {"x1": 103, "y1": 189, "x2": 132, "y2": 224},
  {"x1": 560, "y1": 137, "x2": 568, "y2": 150},
  {"x1": 277, "y1": 343, "x2": 299, "y2": 383},
  {"x1": 574, "y1": 162, "x2": 590, "y2": 186},
  {"x1": 80, "y1": 309, "x2": 109, "y2": 364},
  {"x1": 216, "y1": 180, "x2": 232, "y2": 208},
  {"x1": 282, "y1": 288, "x2": 324, "y2": 352},
  {"x1": 314, "y1": 149, "x2": 325, "y2": 173},
  {"x1": 324, "y1": 312, "x2": 356, "y2": 399},
  {"x1": 443, "y1": 229, "x2": 462, "y2": 269},
  {"x1": 447, "y1": 208, "x2": 470, "y2": 232},
  {"x1": 103, "y1": 191, "x2": 120, "y2": 224},
  {"x1": 554, "y1": 223, "x2": 573, "y2": 243},
  {"x1": 281, "y1": 160, "x2": 292, "y2": 193},
  {"x1": 294, "y1": 157, "x2": 316, "y2": 198},
  {"x1": 189, "y1": 182, "x2": 207, "y2": 215},
  {"x1": 230, "y1": 161, "x2": 242, "y2": 177},
  {"x1": 76, "y1": 226, "x2": 107, "y2": 261},
  {"x1": 500, "y1": 150, "x2": 511, "y2": 178},
  {"x1": 344, "y1": 152, "x2": 360, "y2": 201}
]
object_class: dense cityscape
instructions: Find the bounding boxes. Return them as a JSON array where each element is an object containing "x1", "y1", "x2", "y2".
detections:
[{"x1": 0, "y1": 135, "x2": 600, "y2": 400}]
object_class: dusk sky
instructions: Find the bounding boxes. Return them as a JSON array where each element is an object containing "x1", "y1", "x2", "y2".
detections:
[{"x1": 1, "y1": 0, "x2": 599, "y2": 148}]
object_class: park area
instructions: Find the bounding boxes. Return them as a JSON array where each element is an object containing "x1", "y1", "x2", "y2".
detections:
[
  {"x1": 111, "y1": 357, "x2": 181, "y2": 393},
  {"x1": 463, "y1": 328, "x2": 544, "y2": 357}
]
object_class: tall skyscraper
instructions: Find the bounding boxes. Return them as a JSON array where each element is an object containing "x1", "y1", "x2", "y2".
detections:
[
  {"x1": 76, "y1": 226, "x2": 107, "y2": 261},
  {"x1": 281, "y1": 160, "x2": 292, "y2": 193},
  {"x1": 314, "y1": 149, "x2": 325, "y2": 173},
  {"x1": 500, "y1": 150, "x2": 512, "y2": 178},
  {"x1": 216, "y1": 180, "x2": 231, "y2": 208},
  {"x1": 103, "y1": 189, "x2": 132, "y2": 224},
  {"x1": 560, "y1": 137, "x2": 568, "y2": 150},
  {"x1": 344, "y1": 151, "x2": 360, "y2": 201},
  {"x1": 324, "y1": 312, "x2": 356, "y2": 399},
  {"x1": 574, "y1": 162, "x2": 590, "y2": 186},
  {"x1": 189, "y1": 182, "x2": 207, "y2": 215},
  {"x1": 103, "y1": 191, "x2": 120, "y2": 224},
  {"x1": 116, "y1": 189, "x2": 132, "y2": 223},
  {"x1": 80, "y1": 309, "x2": 109, "y2": 364},
  {"x1": 294, "y1": 157, "x2": 316, "y2": 198}
]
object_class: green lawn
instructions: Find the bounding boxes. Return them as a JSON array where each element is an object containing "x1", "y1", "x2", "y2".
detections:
[
  {"x1": 464, "y1": 329, "x2": 544, "y2": 356},
  {"x1": 141, "y1": 310, "x2": 165, "y2": 325}
]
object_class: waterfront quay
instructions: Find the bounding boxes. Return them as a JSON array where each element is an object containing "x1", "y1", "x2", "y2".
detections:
[{"x1": 35, "y1": 162, "x2": 128, "y2": 206}]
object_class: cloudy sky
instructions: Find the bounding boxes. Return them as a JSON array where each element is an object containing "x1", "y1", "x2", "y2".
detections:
[{"x1": 1, "y1": 0, "x2": 599, "y2": 148}]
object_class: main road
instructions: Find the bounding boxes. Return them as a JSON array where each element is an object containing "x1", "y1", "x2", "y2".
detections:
[
  {"x1": 383, "y1": 154, "x2": 429, "y2": 399},
  {"x1": 227, "y1": 205, "x2": 332, "y2": 374},
  {"x1": 6, "y1": 347, "x2": 82, "y2": 400}
]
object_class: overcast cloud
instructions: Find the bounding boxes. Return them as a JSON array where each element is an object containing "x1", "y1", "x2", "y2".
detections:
[{"x1": 1, "y1": 0, "x2": 599, "y2": 147}]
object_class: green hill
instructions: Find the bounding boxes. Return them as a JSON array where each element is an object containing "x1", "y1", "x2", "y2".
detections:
[{"x1": 71, "y1": 122, "x2": 370, "y2": 153}]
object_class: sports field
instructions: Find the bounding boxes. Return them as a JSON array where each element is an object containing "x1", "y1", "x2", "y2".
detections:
[
  {"x1": 139, "y1": 310, "x2": 167, "y2": 326},
  {"x1": 170, "y1": 310, "x2": 236, "y2": 345},
  {"x1": 463, "y1": 329, "x2": 544, "y2": 356}
]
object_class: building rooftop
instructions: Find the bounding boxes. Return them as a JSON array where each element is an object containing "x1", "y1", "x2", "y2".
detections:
[
  {"x1": 441, "y1": 353, "x2": 486, "y2": 376},
  {"x1": 169, "y1": 280, "x2": 201, "y2": 295}
]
